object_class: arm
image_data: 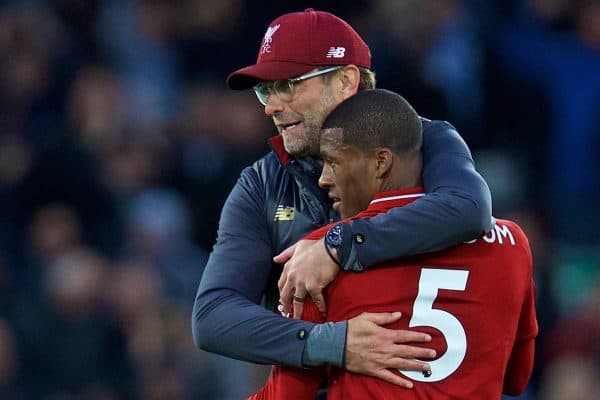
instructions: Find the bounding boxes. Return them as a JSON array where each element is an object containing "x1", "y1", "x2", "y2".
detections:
[
  {"x1": 503, "y1": 337, "x2": 535, "y2": 395},
  {"x1": 194, "y1": 165, "x2": 434, "y2": 375},
  {"x1": 192, "y1": 166, "x2": 317, "y2": 366},
  {"x1": 246, "y1": 299, "x2": 327, "y2": 400},
  {"x1": 503, "y1": 277, "x2": 538, "y2": 395}
]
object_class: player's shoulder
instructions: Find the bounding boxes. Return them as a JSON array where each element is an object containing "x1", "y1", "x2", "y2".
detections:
[
  {"x1": 245, "y1": 151, "x2": 282, "y2": 183},
  {"x1": 492, "y1": 218, "x2": 528, "y2": 240},
  {"x1": 420, "y1": 117, "x2": 457, "y2": 134},
  {"x1": 228, "y1": 152, "x2": 278, "y2": 202},
  {"x1": 251, "y1": 150, "x2": 280, "y2": 171},
  {"x1": 484, "y1": 218, "x2": 532, "y2": 259}
]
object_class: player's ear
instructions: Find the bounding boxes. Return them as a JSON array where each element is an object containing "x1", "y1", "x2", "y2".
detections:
[
  {"x1": 338, "y1": 65, "x2": 360, "y2": 100},
  {"x1": 374, "y1": 147, "x2": 393, "y2": 178}
]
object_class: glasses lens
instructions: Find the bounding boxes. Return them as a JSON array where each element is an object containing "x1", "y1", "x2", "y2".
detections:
[
  {"x1": 254, "y1": 67, "x2": 341, "y2": 106},
  {"x1": 273, "y1": 80, "x2": 294, "y2": 101},
  {"x1": 253, "y1": 83, "x2": 271, "y2": 106}
]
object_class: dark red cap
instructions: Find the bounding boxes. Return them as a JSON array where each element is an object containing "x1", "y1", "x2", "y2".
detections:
[{"x1": 227, "y1": 8, "x2": 371, "y2": 90}]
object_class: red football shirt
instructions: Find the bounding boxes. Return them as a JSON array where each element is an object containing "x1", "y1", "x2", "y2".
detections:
[{"x1": 248, "y1": 187, "x2": 538, "y2": 400}]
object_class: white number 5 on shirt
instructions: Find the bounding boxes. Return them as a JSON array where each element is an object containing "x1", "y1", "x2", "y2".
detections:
[{"x1": 399, "y1": 268, "x2": 470, "y2": 382}]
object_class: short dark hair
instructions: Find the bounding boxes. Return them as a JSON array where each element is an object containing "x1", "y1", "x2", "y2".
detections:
[{"x1": 322, "y1": 89, "x2": 422, "y2": 155}]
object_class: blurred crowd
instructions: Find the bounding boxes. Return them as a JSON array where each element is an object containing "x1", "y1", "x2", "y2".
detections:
[{"x1": 0, "y1": 0, "x2": 598, "y2": 399}]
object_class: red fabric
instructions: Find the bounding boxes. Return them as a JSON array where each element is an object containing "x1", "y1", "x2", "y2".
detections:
[
  {"x1": 249, "y1": 188, "x2": 538, "y2": 399},
  {"x1": 323, "y1": 226, "x2": 537, "y2": 399},
  {"x1": 246, "y1": 365, "x2": 323, "y2": 400},
  {"x1": 268, "y1": 136, "x2": 291, "y2": 165},
  {"x1": 227, "y1": 9, "x2": 371, "y2": 89}
]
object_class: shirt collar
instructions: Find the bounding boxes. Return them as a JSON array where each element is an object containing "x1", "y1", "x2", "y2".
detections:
[{"x1": 367, "y1": 187, "x2": 426, "y2": 212}]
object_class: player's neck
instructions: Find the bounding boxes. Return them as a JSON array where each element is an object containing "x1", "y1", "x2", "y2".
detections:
[{"x1": 379, "y1": 171, "x2": 422, "y2": 193}]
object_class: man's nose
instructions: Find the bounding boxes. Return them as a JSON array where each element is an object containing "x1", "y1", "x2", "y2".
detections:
[
  {"x1": 318, "y1": 166, "x2": 333, "y2": 189},
  {"x1": 264, "y1": 94, "x2": 285, "y2": 117}
]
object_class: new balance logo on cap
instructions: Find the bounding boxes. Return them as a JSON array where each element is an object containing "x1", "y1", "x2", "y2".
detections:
[{"x1": 326, "y1": 46, "x2": 346, "y2": 58}]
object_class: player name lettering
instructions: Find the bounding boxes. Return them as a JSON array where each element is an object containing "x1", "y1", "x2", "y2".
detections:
[{"x1": 465, "y1": 223, "x2": 516, "y2": 246}]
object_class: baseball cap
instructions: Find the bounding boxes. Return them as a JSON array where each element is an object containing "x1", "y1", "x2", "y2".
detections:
[{"x1": 227, "y1": 8, "x2": 371, "y2": 90}]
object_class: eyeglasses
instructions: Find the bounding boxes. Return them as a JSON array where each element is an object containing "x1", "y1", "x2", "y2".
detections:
[{"x1": 253, "y1": 66, "x2": 344, "y2": 106}]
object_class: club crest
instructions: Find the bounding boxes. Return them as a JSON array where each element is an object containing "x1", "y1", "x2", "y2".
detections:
[{"x1": 261, "y1": 24, "x2": 280, "y2": 54}]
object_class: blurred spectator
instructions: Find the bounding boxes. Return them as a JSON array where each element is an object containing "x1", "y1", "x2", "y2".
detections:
[
  {"x1": 28, "y1": 204, "x2": 82, "y2": 262},
  {"x1": 66, "y1": 66, "x2": 128, "y2": 152},
  {"x1": 0, "y1": 134, "x2": 33, "y2": 262},
  {"x1": 97, "y1": 138, "x2": 165, "y2": 198},
  {"x1": 122, "y1": 187, "x2": 208, "y2": 299},
  {"x1": 0, "y1": 256, "x2": 15, "y2": 317},
  {"x1": 16, "y1": 248, "x2": 132, "y2": 399},
  {"x1": 96, "y1": 0, "x2": 180, "y2": 129},
  {"x1": 19, "y1": 203, "x2": 84, "y2": 292},
  {"x1": 0, "y1": 3, "x2": 72, "y2": 150},
  {"x1": 542, "y1": 282, "x2": 600, "y2": 363},
  {"x1": 538, "y1": 355, "x2": 600, "y2": 400},
  {"x1": 174, "y1": 0, "x2": 250, "y2": 80},
  {"x1": 0, "y1": 319, "x2": 24, "y2": 398}
]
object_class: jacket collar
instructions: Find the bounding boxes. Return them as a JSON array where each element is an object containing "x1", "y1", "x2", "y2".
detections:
[{"x1": 268, "y1": 135, "x2": 292, "y2": 165}]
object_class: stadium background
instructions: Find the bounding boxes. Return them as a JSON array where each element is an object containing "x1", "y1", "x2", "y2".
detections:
[{"x1": 0, "y1": 0, "x2": 598, "y2": 398}]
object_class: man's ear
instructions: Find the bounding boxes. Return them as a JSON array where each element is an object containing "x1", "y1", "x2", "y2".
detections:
[
  {"x1": 374, "y1": 148, "x2": 393, "y2": 179},
  {"x1": 339, "y1": 65, "x2": 360, "y2": 99}
]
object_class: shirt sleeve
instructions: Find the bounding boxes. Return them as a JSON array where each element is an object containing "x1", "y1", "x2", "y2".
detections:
[
  {"x1": 192, "y1": 166, "x2": 318, "y2": 367},
  {"x1": 343, "y1": 119, "x2": 493, "y2": 269},
  {"x1": 503, "y1": 277, "x2": 538, "y2": 395}
]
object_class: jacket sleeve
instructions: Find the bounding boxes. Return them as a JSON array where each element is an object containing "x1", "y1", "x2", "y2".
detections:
[
  {"x1": 345, "y1": 119, "x2": 493, "y2": 268},
  {"x1": 192, "y1": 166, "x2": 316, "y2": 367}
]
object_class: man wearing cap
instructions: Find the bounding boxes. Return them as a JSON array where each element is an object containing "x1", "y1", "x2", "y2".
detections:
[{"x1": 192, "y1": 8, "x2": 493, "y2": 389}]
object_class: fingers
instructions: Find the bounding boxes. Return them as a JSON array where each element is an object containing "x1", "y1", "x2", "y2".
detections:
[
  {"x1": 359, "y1": 311, "x2": 404, "y2": 326},
  {"x1": 373, "y1": 369, "x2": 414, "y2": 389},
  {"x1": 276, "y1": 239, "x2": 337, "y2": 317},
  {"x1": 292, "y1": 292, "x2": 306, "y2": 320},
  {"x1": 278, "y1": 260, "x2": 299, "y2": 313},
  {"x1": 277, "y1": 264, "x2": 288, "y2": 294},
  {"x1": 394, "y1": 344, "x2": 436, "y2": 360},
  {"x1": 278, "y1": 275, "x2": 297, "y2": 314},
  {"x1": 385, "y1": 356, "x2": 432, "y2": 372},
  {"x1": 277, "y1": 269, "x2": 286, "y2": 294},
  {"x1": 357, "y1": 312, "x2": 434, "y2": 345},
  {"x1": 309, "y1": 291, "x2": 327, "y2": 316},
  {"x1": 392, "y1": 330, "x2": 433, "y2": 345},
  {"x1": 345, "y1": 311, "x2": 436, "y2": 386},
  {"x1": 273, "y1": 243, "x2": 296, "y2": 264},
  {"x1": 273, "y1": 245, "x2": 295, "y2": 265}
]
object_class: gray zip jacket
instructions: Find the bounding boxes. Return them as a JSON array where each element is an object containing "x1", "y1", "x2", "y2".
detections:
[{"x1": 193, "y1": 118, "x2": 492, "y2": 367}]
